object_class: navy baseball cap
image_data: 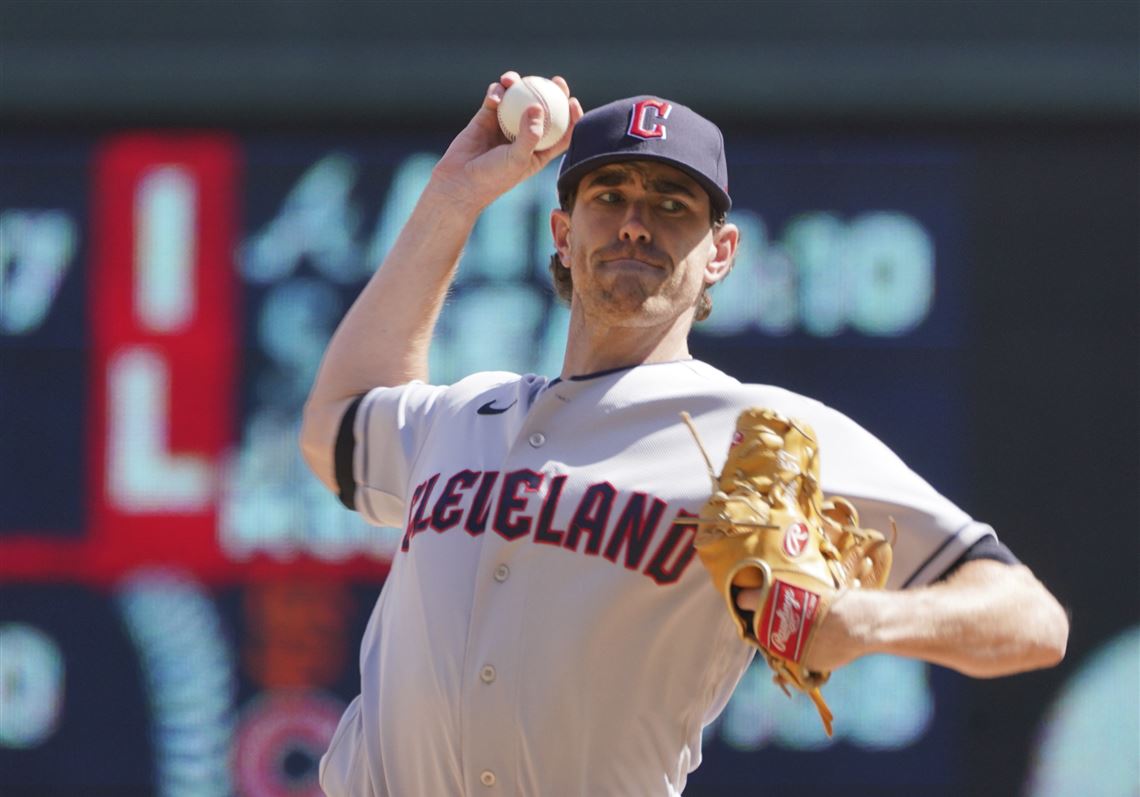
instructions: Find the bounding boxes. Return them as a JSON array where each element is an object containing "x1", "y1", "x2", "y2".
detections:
[{"x1": 557, "y1": 95, "x2": 731, "y2": 214}]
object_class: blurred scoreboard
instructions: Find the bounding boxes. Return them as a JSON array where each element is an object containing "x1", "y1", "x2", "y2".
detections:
[{"x1": 2, "y1": 130, "x2": 976, "y2": 795}]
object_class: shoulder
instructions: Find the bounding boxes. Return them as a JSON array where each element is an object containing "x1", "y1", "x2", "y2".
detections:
[
  {"x1": 686, "y1": 361, "x2": 888, "y2": 451},
  {"x1": 436, "y1": 370, "x2": 536, "y2": 402},
  {"x1": 676, "y1": 359, "x2": 740, "y2": 386},
  {"x1": 377, "y1": 370, "x2": 551, "y2": 417},
  {"x1": 684, "y1": 359, "x2": 834, "y2": 417}
]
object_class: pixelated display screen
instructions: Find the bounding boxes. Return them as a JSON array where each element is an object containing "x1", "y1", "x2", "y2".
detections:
[{"x1": 3, "y1": 130, "x2": 1124, "y2": 795}]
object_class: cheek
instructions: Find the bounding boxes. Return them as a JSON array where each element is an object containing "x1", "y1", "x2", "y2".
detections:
[
  {"x1": 569, "y1": 225, "x2": 609, "y2": 268},
  {"x1": 565, "y1": 234, "x2": 593, "y2": 284},
  {"x1": 675, "y1": 246, "x2": 710, "y2": 289},
  {"x1": 567, "y1": 232, "x2": 590, "y2": 271},
  {"x1": 683, "y1": 262, "x2": 707, "y2": 296},
  {"x1": 565, "y1": 225, "x2": 589, "y2": 259},
  {"x1": 679, "y1": 235, "x2": 717, "y2": 282}
]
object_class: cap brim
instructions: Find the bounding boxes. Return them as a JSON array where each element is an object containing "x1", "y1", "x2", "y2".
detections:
[{"x1": 557, "y1": 152, "x2": 732, "y2": 214}]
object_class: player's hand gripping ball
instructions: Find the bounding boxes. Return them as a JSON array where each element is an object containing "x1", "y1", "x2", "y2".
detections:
[
  {"x1": 497, "y1": 76, "x2": 571, "y2": 151},
  {"x1": 681, "y1": 408, "x2": 894, "y2": 736}
]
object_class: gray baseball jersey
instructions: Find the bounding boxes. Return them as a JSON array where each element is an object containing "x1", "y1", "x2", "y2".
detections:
[{"x1": 318, "y1": 359, "x2": 995, "y2": 796}]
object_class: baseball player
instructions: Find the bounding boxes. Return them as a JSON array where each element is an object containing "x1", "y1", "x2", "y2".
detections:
[{"x1": 300, "y1": 72, "x2": 1069, "y2": 796}]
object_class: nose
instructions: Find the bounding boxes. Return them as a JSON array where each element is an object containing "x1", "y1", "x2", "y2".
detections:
[{"x1": 618, "y1": 202, "x2": 652, "y2": 243}]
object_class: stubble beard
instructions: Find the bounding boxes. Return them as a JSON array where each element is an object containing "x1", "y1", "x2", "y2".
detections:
[{"x1": 582, "y1": 257, "x2": 675, "y2": 328}]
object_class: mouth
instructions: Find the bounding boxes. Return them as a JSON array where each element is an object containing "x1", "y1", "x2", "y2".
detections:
[
  {"x1": 603, "y1": 258, "x2": 660, "y2": 270},
  {"x1": 598, "y1": 254, "x2": 667, "y2": 273}
]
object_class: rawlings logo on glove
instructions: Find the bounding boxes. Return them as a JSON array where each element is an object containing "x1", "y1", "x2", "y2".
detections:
[
  {"x1": 763, "y1": 581, "x2": 818, "y2": 660},
  {"x1": 680, "y1": 408, "x2": 894, "y2": 736}
]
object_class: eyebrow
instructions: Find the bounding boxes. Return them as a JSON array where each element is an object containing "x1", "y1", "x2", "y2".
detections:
[{"x1": 584, "y1": 168, "x2": 697, "y2": 198}]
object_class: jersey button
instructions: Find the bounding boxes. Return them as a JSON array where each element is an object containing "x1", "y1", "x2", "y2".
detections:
[
  {"x1": 493, "y1": 564, "x2": 510, "y2": 582},
  {"x1": 528, "y1": 432, "x2": 546, "y2": 447},
  {"x1": 480, "y1": 770, "x2": 496, "y2": 787},
  {"x1": 480, "y1": 665, "x2": 497, "y2": 684}
]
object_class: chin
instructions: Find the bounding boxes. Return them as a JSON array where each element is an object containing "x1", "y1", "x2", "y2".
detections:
[{"x1": 597, "y1": 295, "x2": 688, "y2": 327}]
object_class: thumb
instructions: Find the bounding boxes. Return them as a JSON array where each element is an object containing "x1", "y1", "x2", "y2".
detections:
[
  {"x1": 508, "y1": 104, "x2": 545, "y2": 163},
  {"x1": 735, "y1": 588, "x2": 762, "y2": 612}
]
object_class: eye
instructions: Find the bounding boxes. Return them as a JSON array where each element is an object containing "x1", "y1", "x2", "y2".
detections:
[
  {"x1": 596, "y1": 191, "x2": 621, "y2": 204},
  {"x1": 660, "y1": 198, "x2": 687, "y2": 212}
]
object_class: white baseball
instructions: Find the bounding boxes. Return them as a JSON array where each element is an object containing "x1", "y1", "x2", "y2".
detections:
[{"x1": 497, "y1": 76, "x2": 571, "y2": 151}]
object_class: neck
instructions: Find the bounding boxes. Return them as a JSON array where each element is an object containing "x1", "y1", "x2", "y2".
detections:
[{"x1": 560, "y1": 303, "x2": 694, "y2": 378}]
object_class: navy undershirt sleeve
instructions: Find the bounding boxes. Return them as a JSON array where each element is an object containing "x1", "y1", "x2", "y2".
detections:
[
  {"x1": 335, "y1": 395, "x2": 365, "y2": 511},
  {"x1": 936, "y1": 535, "x2": 1020, "y2": 581}
]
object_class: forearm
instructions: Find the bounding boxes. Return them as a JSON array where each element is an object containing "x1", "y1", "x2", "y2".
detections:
[
  {"x1": 297, "y1": 72, "x2": 580, "y2": 490},
  {"x1": 840, "y1": 560, "x2": 1069, "y2": 677},
  {"x1": 311, "y1": 181, "x2": 479, "y2": 398},
  {"x1": 299, "y1": 181, "x2": 480, "y2": 488}
]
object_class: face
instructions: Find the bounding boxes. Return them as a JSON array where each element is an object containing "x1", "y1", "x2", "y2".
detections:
[{"x1": 551, "y1": 161, "x2": 738, "y2": 328}]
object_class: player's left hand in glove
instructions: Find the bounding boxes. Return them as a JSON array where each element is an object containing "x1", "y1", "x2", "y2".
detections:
[{"x1": 681, "y1": 408, "x2": 894, "y2": 735}]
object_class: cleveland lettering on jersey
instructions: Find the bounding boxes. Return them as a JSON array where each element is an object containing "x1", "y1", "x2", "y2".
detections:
[{"x1": 401, "y1": 469, "x2": 699, "y2": 585}]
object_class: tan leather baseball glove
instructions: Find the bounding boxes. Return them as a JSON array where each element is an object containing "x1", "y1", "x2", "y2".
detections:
[{"x1": 681, "y1": 408, "x2": 894, "y2": 736}]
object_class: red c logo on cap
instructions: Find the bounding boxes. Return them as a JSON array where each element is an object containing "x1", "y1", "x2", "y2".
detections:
[{"x1": 628, "y1": 99, "x2": 672, "y2": 140}]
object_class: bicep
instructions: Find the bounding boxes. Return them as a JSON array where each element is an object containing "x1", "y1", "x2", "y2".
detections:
[{"x1": 810, "y1": 406, "x2": 993, "y2": 588}]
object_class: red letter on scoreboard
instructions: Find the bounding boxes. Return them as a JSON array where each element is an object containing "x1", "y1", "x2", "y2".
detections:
[{"x1": 88, "y1": 134, "x2": 239, "y2": 579}]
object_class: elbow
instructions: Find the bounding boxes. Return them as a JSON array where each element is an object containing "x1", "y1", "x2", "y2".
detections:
[
  {"x1": 297, "y1": 401, "x2": 320, "y2": 469},
  {"x1": 298, "y1": 399, "x2": 338, "y2": 492},
  {"x1": 965, "y1": 564, "x2": 1070, "y2": 677},
  {"x1": 1025, "y1": 568, "x2": 1070, "y2": 669},
  {"x1": 964, "y1": 612, "x2": 1068, "y2": 679},
  {"x1": 297, "y1": 420, "x2": 321, "y2": 477},
  {"x1": 1009, "y1": 577, "x2": 1070, "y2": 673},
  {"x1": 1002, "y1": 564, "x2": 1070, "y2": 672},
  {"x1": 1034, "y1": 595, "x2": 1070, "y2": 669}
]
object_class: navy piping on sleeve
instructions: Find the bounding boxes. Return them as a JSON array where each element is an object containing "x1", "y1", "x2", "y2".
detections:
[
  {"x1": 335, "y1": 395, "x2": 365, "y2": 511},
  {"x1": 902, "y1": 526, "x2": 966, "y2": 588},
  {"x1": 904, "y1": 525, "x2": 1021, "y2": 587},
  {"x1": 937, "y1": 535, "x2": 1020, "y2": 581}
]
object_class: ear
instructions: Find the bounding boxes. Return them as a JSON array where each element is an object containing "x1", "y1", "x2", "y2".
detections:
[
  {"x1": 704, "y1": 222, "x2": 739, "y2": 286},
  {"x1": 550, "y1": 209, "x2": 572, "y2": 266}
]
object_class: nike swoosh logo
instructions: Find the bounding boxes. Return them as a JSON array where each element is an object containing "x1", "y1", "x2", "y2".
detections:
[{"x1": 477, "y1": 399, "x2": 517, "y2": 415}]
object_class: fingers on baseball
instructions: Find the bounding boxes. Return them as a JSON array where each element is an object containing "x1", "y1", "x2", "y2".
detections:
[
  {"x1": 503, "y1": 105, "x2": 545, "y2": 165},
  {"x1": 484, "y1": 82, "x2": 505, "y2": 109},
  {"x1": 567, "y1": 96, "x2": 585, "y2": 132},
  {"x1": 537, "y1": 97, "x2": 583, "y2": 160},
  {"x1": 510, "y1": 104, "x2": 544, "y2": 145},
  {"x1": 483, "y1": 71, "x2": 521, "y2": 110}
]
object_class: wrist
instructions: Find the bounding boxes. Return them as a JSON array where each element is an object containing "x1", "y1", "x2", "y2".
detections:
[
  {"x1": 830, "y1": 588, "x2": 885, "y2": 656},
  {"x1": 424, "y1": 169, "x2": 494, "y2": 216},
  {"x1": 411, "y1": 177, "x2": 487, "y2": 231}
]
